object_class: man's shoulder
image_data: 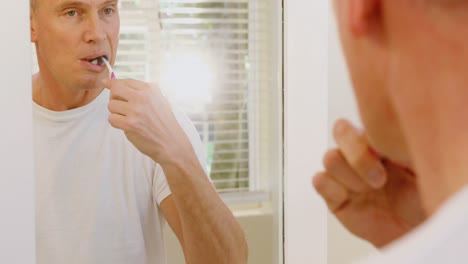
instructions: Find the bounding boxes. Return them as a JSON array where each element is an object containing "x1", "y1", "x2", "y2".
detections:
[{"x1": 356, "y1": 186, "x2": 468, "y2": 264}]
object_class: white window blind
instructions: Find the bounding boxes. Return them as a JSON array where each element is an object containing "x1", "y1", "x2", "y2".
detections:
[{"x1": 155, "y1": 0, "x2": 274, "y2": 194}]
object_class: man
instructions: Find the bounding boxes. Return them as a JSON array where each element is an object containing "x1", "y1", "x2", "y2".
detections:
[
  {"x1": 314, "y1": 0, "x2": 468, "y2": 263},
  {"x1": 30, "y1": 0, "x2": 248, "y2": 263}
]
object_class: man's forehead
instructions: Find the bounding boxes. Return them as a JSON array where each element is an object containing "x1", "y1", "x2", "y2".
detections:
[{"x1": 39, "y1": 0, "x2": 118, "y2": 7}]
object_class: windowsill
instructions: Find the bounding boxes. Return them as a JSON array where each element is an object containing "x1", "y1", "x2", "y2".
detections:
[{"x1": 220, "y1": 191, "x2": 273, "y2": 217}]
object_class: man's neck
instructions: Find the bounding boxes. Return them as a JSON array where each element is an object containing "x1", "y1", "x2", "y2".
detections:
[
  {"x1": 32, "y1": 73, "x2": 103, "y2": 111},
  {"x1": 394, "y1": 85, "x2": 468, "y2": 216},
  {"x1": 411, "y1": 131, "x2": 468, "y2": 215}
]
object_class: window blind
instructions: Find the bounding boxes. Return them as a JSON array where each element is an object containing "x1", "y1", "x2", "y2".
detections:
[{"x1": 156, "y1": 0, "x2": 273, "y2": 193}]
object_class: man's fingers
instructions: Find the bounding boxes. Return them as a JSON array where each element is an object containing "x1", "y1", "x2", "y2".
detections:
[
  {"x1": 108, "y1": 83, "x2": 136, "y2": 102},
  {"x1": 106, "y1": 78, "x2": 151, "y2": 90},
  {"x1": 108, "y1": 113, "x2": 128, "y2": 130},
  {"x1": 323, "y1": 149, "x2": 371, "y2": 193},
  {"x1": 108, "y1": 100, "x2": 130, "y2": 116},
  {"x1": 313, "y1": 172, "x2": 350, "y2": 212},
  {"x1": 333, "y1": 119, "x2": 387, "y2": 189},
  {"x1": 103, "y1": 79, "x2": 158, "y2": 102}
]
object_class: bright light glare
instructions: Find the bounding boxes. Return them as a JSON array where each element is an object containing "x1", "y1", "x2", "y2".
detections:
[{"x1": 160, "y1": 51, "x2": 216, "y2": 111}]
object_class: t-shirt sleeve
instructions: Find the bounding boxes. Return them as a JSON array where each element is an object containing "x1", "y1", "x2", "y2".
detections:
[{"x1": 152, "y1": 104, "x2": 209, "y2": 205}]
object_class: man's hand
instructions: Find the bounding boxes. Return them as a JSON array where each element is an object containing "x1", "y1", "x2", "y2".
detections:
[
  {"x1": 103, "y1": 79, "x2": 248, "y2": 264},
  {"x1": 313, "y1": 119, "x2": 426, "y2": 248},
  {"x1": 104, "y1": 79, "x2": 191, "y2": 165}
]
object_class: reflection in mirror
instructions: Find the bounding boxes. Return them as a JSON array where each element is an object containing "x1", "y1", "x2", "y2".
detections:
[{"x1": 31, "y1": 0, "x2": 282, "y2": 263}]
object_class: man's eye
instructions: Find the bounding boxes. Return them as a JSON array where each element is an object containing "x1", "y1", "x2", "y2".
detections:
[
  {"x1": 66, "y1": 10, "x2": 77, "y2": 17},
  {"x1": 103, "y1": 8, "x2": 114, "y2": 15}
]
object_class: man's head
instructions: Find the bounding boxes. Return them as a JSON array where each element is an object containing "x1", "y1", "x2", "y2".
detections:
[
  {"x1": 334, "y1": 0, "x2": 468, "y2": 167},
  {"x1": 334, "y1": 0, "x2": 468, "y2": 211},
  {"x1": 31, "y1": 0, "x2": 120, "y2": 91}
]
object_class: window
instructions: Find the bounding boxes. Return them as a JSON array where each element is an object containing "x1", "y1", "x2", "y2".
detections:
[{"x1": 118, "y1": 0, "x2": 276, "y2": 199}]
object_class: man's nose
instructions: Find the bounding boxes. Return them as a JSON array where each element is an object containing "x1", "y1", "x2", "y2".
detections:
[{"x1": 83, "y1": 14, "x2": 106, "y2": 43}]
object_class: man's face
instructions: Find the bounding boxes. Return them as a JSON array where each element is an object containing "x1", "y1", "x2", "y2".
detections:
[
  {"x1": 335, "y1": 0, "x2": 468, "y2": 212},
  {"x1": 334, "y1": 1, "x2": 468, "y2": 168},
  {"x1": 31, "y1": 0, "x2": 120, "y2": 90}
]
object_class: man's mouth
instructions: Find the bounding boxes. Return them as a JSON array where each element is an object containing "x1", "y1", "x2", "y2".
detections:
[{"x1": 87, "y1": 56, "x2": 108, "y2": 66}]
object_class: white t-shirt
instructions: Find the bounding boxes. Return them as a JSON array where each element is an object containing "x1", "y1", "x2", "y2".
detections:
[
  {"x1": 34, "y1": 89, "x2": 206, "y2": 264},
  {"x1": 356, "y1": 186, "x2": 468, "y2": 264}
]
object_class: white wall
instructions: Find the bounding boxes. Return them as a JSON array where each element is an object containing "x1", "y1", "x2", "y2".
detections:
[
  {"x1": 327, "y1": 10, "x2": 377, "y2": 264},
  {"x1": 0, "y1": 1, "x2": 35, "y2": 264},
  {"x1": 284, "y1": 0, "x2": 329, "y2": 263}
]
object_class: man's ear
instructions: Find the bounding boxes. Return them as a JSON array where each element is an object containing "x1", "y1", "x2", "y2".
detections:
[
  {"x1": 348, "y1": 0, "x2": 381, "y2": 37},
  {"x1": 30, "y1": 8, "x2": 38, "y2": 43}
]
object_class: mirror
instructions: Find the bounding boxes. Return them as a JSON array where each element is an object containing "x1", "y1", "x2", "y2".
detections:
[{"x1": 30, "y1": 0, "x2": 283, "y2": 263}]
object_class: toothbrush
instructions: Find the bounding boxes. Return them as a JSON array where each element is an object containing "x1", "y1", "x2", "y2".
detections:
[{"x1": 102, "y1": 57, "x2": 116, "y2": 80}]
